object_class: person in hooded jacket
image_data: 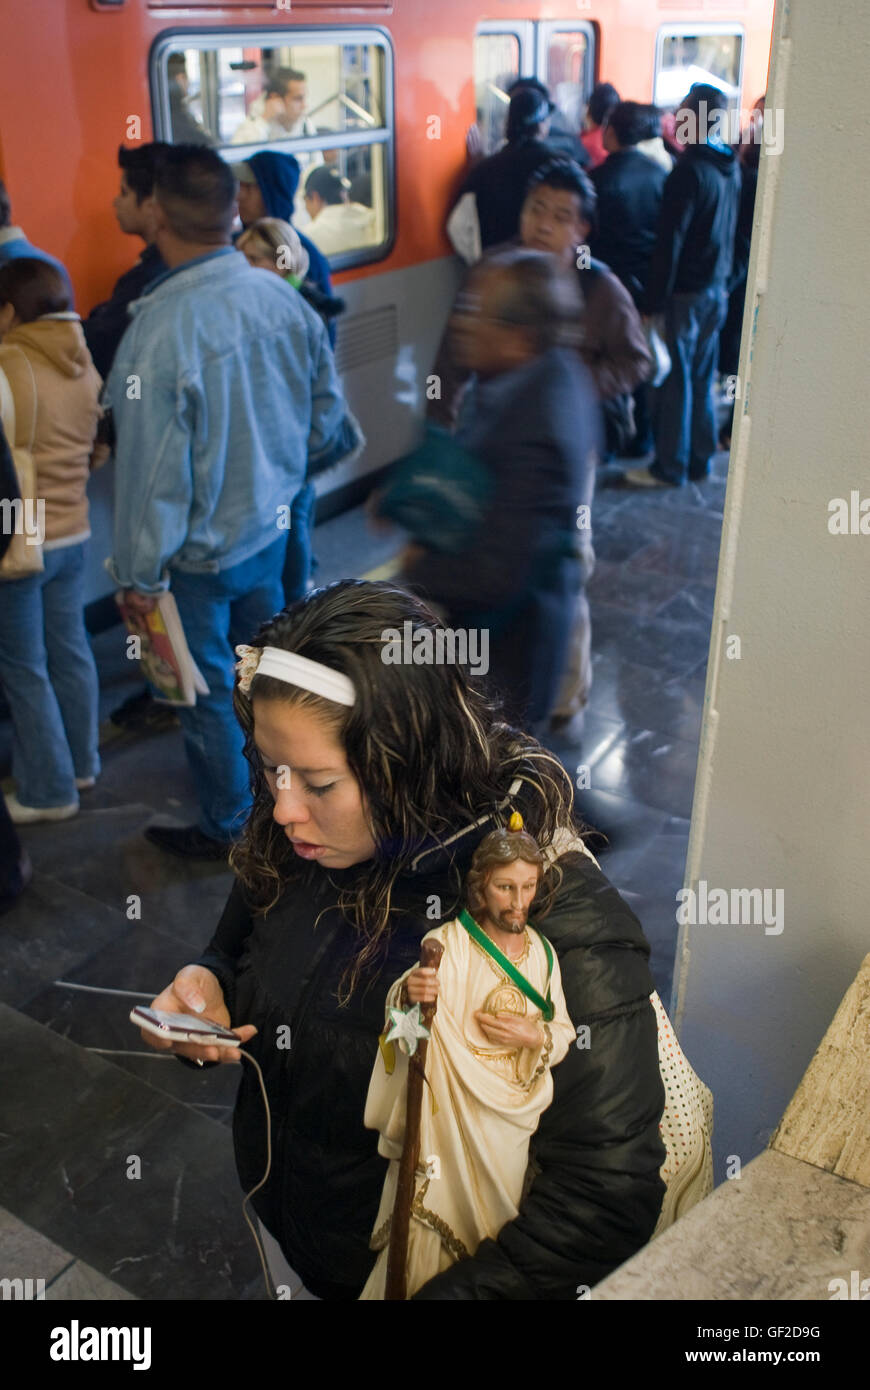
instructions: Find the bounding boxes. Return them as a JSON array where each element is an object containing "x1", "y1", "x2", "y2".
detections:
[
  {"x1": 626, "y1": 84, "x2": 741, "y2": 488},
  {"x1": 140, "y1": 579, "x2": 666, "y2": 1300},
  {"x1": 232, "y1": 152, "x2": 341, "y2": 610},
  {"x1": 232, "y1": 151, "x2": 335, "y2": 341},
  {"x1": 0, "y1": 259, "x2": 104, "y2": 824}
]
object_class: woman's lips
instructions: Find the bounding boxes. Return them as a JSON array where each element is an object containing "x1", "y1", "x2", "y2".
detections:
[{"x1": 290, "y1": 838, "x2": 328, "y2": 860}]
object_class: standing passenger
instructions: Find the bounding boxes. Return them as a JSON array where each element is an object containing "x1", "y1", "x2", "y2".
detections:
[
  {"x1": 237, "y1": 216, "x2": 348, "y2": 604},
  {"x1": 104, "y1": 146, "x2": 360, "y2": 859},
  {"x1": 402, "y1": 250, "x2": 600, "y2": 729},
  {"x1": 626, "y1": 84, "x2": 741, "y2": 487},
  {"x1": 446, "y1": 87, "x2": 559, "y2": 263},
  {"x1": 580, "y1": 83, "x2": 621, "y2": 170},
  {"x1": 591, "y1": 103, "x2": 669, "y2": 457},
  {"x1": 0, "y1": 180, "x2": 74, "y2": 303},
  {"x1": 82, "y1": 144, "x2": 170, "y2": 380},
  {"x1": 232, "y1": 153, "x2": 335, "y2": 326},
  {"x1": 0, "y1": 260, "x2": 103, "y2": 823}
]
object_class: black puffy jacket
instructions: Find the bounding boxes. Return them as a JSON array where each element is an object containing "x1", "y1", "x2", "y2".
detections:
[{"x1": 196, "y1": 789, "x2": 666, "y2": 1300}]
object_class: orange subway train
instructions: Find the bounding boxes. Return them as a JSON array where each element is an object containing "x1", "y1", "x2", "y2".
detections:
[{"x1": 0, "y1": 0, "x2": 775, "y2": 616}]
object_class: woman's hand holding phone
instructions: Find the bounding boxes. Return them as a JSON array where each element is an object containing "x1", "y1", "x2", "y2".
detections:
[{"x1": 142, "y1": 965, "x2": 257, "y2": 1064}]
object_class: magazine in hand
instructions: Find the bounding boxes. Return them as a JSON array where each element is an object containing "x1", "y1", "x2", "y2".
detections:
[{"x1": 115, "y1": 591, "x2": 209, "y2": 707}]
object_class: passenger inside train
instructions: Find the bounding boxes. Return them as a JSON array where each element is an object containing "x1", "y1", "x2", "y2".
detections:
[{"x1": 0, "y1": 5, "x2": 784, "y2": 1308}]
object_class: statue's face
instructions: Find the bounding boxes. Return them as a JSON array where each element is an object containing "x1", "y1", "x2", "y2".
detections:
[{"x1": 479, "y1": 858, "x2": 541, "y2": 935}]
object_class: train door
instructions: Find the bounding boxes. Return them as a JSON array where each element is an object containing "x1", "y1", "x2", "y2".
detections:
[
  {"x1": 473, "y1": 21, "x2": 534, "y2": 156},
  {"x1": 536, "y1": 21, "x2": 595, "y2": 135},
  {"x1": 474, "y1": 19, "x2": 595, "y2": 157}
]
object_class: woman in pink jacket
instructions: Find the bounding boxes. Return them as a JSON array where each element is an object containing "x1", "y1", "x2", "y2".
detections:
[{"x1": 0, "y1": 257, "x2": 104, "y2": 822}]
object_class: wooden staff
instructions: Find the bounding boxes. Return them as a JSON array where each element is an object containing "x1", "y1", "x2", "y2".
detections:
[{"x1": 385, "y1": 937, "x2": 444, "y2": 1300}]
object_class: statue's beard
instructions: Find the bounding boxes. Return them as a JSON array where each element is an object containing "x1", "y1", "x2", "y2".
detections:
[{"x1": 495, "y1": 909, "x2": 527, "y2": 933}]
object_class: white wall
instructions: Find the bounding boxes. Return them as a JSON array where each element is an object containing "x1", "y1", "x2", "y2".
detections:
[{"x1": 674, "y1": 0, "x2": 870, "y2": 1174}]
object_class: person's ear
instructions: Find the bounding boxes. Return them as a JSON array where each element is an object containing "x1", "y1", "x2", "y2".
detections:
[{"x1": 141, "y1": 194, "x2": 163, "y2": 243}]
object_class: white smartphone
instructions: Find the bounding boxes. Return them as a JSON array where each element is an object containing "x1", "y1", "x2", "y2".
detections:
[{"x1": 130, "y1": 1005, "x2": 242, "y2": 1048}]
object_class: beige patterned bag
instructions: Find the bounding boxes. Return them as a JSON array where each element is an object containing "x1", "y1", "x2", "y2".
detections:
[
  {"x1": 649, "y1": 990, "x2": 714, "y2": 1234},
  {"x1": 544, "y1": 829, "x2": 714, "y2": 1235}
]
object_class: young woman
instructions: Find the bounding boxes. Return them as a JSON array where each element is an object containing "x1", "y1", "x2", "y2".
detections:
[
  {"x1": 0, "y1": 258, "x2": 103, "y2": 823},
  {"x1": 142, "y1": 580, "x2": 667, "y2": 1300}
]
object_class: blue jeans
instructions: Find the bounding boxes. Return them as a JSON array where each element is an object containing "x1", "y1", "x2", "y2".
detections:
[
  {"x1": 0, "y1": 542, "x2": 100, "y2": 807},
  {"x1": 652, "y1": 287, "x2": 728, "y2": 486},
  {"x1": 168, "y1": 535, "x2": 287, "y2": 841},
  {"x1": 281, "y1": 482, "x2": 316, "y2": 604}
]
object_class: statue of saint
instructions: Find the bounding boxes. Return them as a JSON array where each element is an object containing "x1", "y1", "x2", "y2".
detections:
[{"x1": 360, "y1": 814, "x2": 575, "y2": 1299}]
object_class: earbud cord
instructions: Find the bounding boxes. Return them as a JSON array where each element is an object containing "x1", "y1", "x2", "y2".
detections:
[{"x1": 237, "y1": 1048, "x2": 278, "y2": 1301}]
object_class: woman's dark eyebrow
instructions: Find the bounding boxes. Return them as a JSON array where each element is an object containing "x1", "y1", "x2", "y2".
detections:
[{"x1": 252, "y1": 745, "x2": 340, "y2": 775}]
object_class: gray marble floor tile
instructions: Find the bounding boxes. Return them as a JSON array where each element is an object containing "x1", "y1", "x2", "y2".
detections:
[
  {"x1": 0, "y1": 876, "x2": 127, "y2": 1010},
  {"x1": 45, "y1": 1259, "x2": 138, "y2": 1300},
  {"x1": 0, "y1": 1007, "x2": 259, "y2": 1300}
]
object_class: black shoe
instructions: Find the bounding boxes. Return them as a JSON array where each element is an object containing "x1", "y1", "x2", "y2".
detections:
[
  {"x1": 145, "y1": 824, "x2": 234, "y2": 861},
  {"x1": 111, "y1": 689, "x2": 180, "y2": 733}
]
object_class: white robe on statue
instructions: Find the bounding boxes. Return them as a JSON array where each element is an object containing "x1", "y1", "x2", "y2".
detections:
[{"x1": 359, "y1": 917, "x2": 575, "y2": 1300}]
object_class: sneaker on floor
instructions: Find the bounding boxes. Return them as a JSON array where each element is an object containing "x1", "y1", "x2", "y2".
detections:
[
  {"x1": 75, "y1": 776, "x2": 97, "y2": 790},
  {"x1": 623, "y1": 466, "x2": 673, "y2": 488},
  {"x1": 145, "y1": 824, "x2": 234, "y2": 861},
  {"x1": 4, "y1": 792, "x2": 79, "y2": 825}
]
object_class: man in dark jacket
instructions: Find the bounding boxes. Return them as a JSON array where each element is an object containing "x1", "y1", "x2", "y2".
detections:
[
  {"x1": 591, "y1": 102, "x2": 668, "y2": 309},
  {"x1": 591, "y1": 102, "x2": 668, "y2": 456},
  {"x1": 187, "y1": 779, "x2": 666, "y2": 1299},
  {"x1": 405, "y1": 249, "x2": 601, "y2": 729},
  {"x1": 626, "y1": 84, "x2": 741, "y2": 488},
  {"x1": 82, "y1": 144, "x2": 170, "y2": 380},
  {"x1": 447, "y1": 87, "x2": 560, "y2": 261}
]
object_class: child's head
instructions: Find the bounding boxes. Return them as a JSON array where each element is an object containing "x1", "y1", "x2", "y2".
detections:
[
  {"x1": 0, "y1": 257, "x2": 71, "y2": 335},
  {"x1": 237, "y1": 218, "x2": 309, "y2": 281}
]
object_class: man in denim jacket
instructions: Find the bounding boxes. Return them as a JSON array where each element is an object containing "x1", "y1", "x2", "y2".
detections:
[{"x1": 104, "y1": 145, "x2": 360, "y2": 860}]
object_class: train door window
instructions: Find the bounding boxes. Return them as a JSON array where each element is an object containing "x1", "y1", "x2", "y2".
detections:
[
  {"x1": 151, "y1": 29, "x2": 394, "y2": 270},
  {"x1": 473, "y1": 22, "x2": 534, "y2": 155},
  {"x1": 537, "y1": 23, "x2": 595, "y2": 135},
  {"x1": 654, "y1": 25, "x2": 744, "y2": 113}
]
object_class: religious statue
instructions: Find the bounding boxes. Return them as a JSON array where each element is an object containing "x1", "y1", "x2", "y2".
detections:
[{"x1": 359, "y1": 813, "x2": 575, "y2": 1300}]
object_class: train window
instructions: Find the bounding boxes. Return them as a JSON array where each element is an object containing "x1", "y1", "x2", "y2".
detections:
[
  {"x1": 473, "y1": 32, "x2": 521, "y2": 155},
  {"x1": 152, "y1": 30, "x2": 394, "y2": 269},
  {"x1": 654, "y1": 26, "x2": 744, "y2": 112},
  {"x1": 542, "y1": 27, "x2": 593, "y2": 132}
]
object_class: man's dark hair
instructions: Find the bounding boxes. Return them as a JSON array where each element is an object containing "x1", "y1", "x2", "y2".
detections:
[
  {"x1": 274, "y1": 67, "x2": 307, "y2": 92},
  {"x1": 167, "y1": 53, "x2": 187, "y2": 79},
  {"x1": 0, "y1": 180, "x2": 10, "y2": 229},
  {"x1": 587, "y1": 81, "x2": 620, "y2": 127},
  {"x1": 507, "y1": 76, "x2": 554, "y2": 108},
  {"x1": 506, "y1": 86, "x2": 551, "y2": 144},
  {"x1": 0, "y1": 258, "x2": 71, "y2": 321},
  {"x1": 642, "y1": 104, "x2": 663, "y2": 141},
  {"x1": 607, "y1": 100, "x2": 654, "y2": 149},
  {"x1": 118, "y1": 142, "x2": 173, "y2": 204},
  {"x1": 305, "y1": 165, "x2": 347, "y2": 206},
  {"x1": 476, "y1": 247, "x2": 584, "y2": 355},
  {"x1": 525, "y1": 158, "x2": 598, "y2": 232},
  {"x1": 152, "y1": 145, "x2": 237, "y2": 242}
]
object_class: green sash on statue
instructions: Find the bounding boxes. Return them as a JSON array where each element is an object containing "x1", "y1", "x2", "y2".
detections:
[{"x1": 458, "y1": 909, "x2": 555, "y2": 1021}]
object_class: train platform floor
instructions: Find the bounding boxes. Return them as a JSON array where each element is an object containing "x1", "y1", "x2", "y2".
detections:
[{"x1": 0, "y1": 449, "x2": 728, "y2": 1300}]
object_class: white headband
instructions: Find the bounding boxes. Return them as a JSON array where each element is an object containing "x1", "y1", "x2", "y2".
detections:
[{"x1": 234, "y1": 644, "x2": 356, "y2": 706}]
